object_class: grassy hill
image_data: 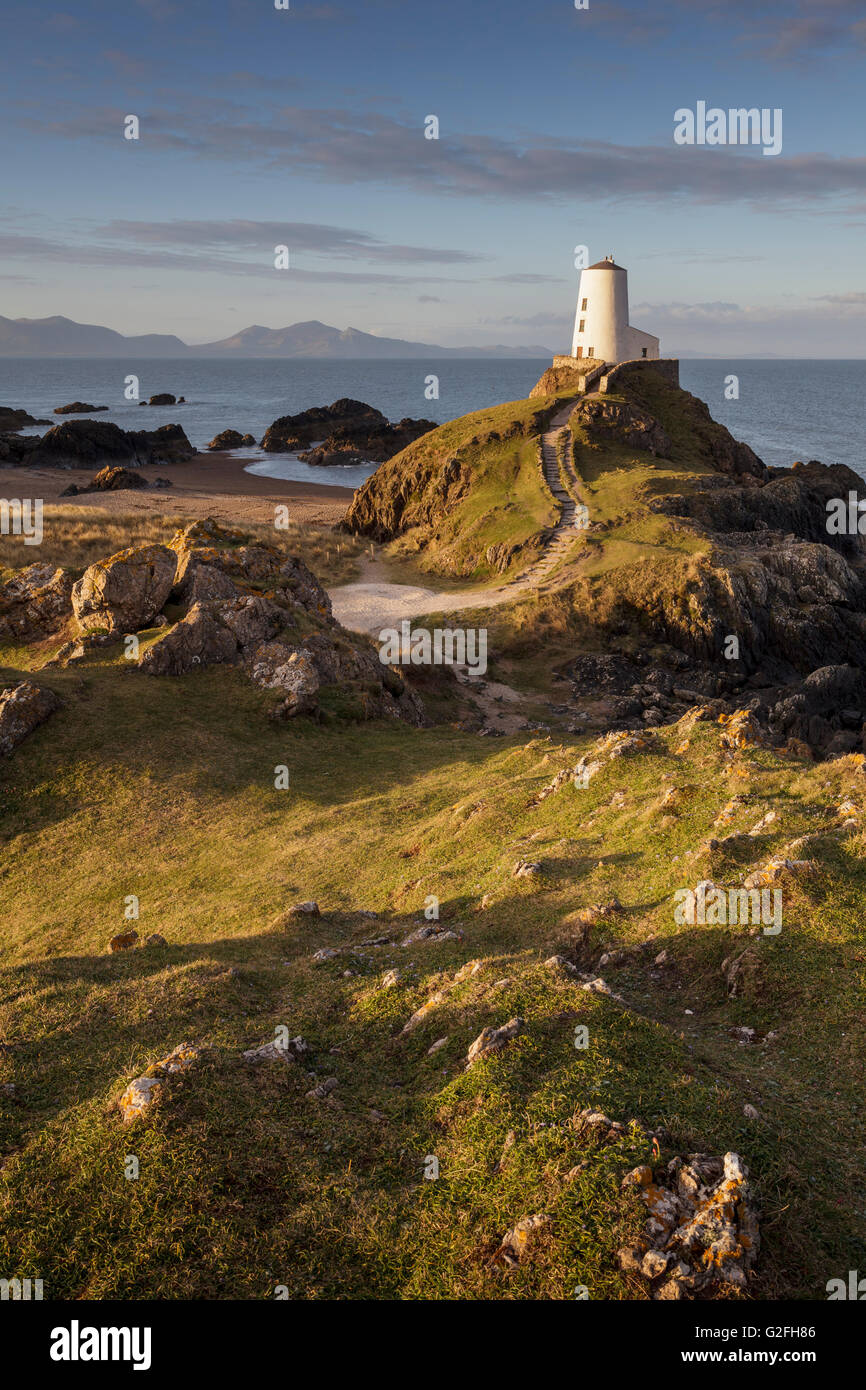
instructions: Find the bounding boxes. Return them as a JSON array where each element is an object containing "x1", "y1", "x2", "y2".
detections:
[
  {"x1": 2, "y1": 620, "x2": 865, "y2": 1298},
  {"x1": 2, "y1": 373, "x2": 866, "y2": 1302}
]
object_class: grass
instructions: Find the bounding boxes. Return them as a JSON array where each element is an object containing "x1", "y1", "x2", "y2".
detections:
[
  {"x1": 0, "y1": 506, "x2": 367, "y2": 587},
  {"x1": 1, "y1": 634, "x2": 865, "y2": 1299}
]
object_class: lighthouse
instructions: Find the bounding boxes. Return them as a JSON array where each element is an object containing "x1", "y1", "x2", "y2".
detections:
[{"x1": 570, "y1": 255, "x2": 659, "y2": 364}]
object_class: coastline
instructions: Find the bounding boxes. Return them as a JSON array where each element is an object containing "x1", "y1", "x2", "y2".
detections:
[{"x1": 0, "y1": 451, "x2": 355, "y2": 528}]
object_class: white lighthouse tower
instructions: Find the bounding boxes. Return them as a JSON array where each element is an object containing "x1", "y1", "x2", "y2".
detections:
[{"x1": 570, "y1": 255, "x2": 659, "y2": 364}]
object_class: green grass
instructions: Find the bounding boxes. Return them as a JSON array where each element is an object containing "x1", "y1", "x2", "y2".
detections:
[{"x1": 2, "y1": 640, "x2": 865, "y2": 1299}]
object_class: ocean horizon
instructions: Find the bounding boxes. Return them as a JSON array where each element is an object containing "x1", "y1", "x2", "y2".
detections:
[{"x1": 2, "y1": 356, "x2": 864, "y2": 486}]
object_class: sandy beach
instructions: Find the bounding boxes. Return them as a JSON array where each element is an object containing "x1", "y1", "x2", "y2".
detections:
[{"x1": 0, "y1": 451, "x2": 354, "y2": 528}]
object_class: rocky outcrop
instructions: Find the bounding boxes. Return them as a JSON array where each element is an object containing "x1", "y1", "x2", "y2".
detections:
[
  {"x1": 72, "y1": 544, "x2": 177, "y2": 635},
  {"x1": 0, "y1": 406, "x2": 51, "y2": 431},
  {"x1": 299, "y1": 417, "x2": 437, "y2": 466},
  {"x1": 147, "y1": 393, "x2": 177, "y2": 406},
  {"x1": 0, "y1": 681, "x2": 60, "y2": 756},
  {"x1": 262, "y1": 399, "x2": 387, "y2": 452},
  {"x1": 206, "y1": 430, "x2": 256, "y2": 450},
  {"x1": 0, "y1": 419, "x2": 196, "y2": 469},
  {"x1": 619, "y1": 1151, "x2": 759, "y2": 1298},
  {"x1": 54, "y1": 402, "x2": 108, "y2": 415},
  {"x1": 262, "y1": 398, "x2": 436, "y2": 462},
  {"x1": 136, "y1": 518, "x2": 426, "y2": 725},
  {"x1": 0, "y1": 563, "x2": 74, "y2": 641},
  {"x1": 571, "y1": 396, "x2": 671, "y2": 456}
]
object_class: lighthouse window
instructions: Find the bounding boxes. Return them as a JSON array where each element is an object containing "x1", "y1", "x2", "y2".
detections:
[
  {"x1": 581, "y1": 298, "x2": 587, "y2": 310},
  {"x1": 579, "y1": 319, "x2": 585, "y2": 332}
]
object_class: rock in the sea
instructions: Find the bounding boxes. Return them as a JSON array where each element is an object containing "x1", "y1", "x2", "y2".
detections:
[
  {"x1": 147, "y1": 393, "x2": 177, "y2": 406},
  {"x1": 0, "y1": 406, "x2": 51, "y2": 430},
  {"x1": 0, "y1": 680, "x2": 60, "y2": 756},
  {"x1": 262, "y1": 397, "x2": 435, "y2": 461},
  {"x1": 206, "y1": 429, "x2": 255, "y2": 450},
  {"x1": 0, "y1": 419, "x2": 196, "y2": 469},
  {"x1": 72, "y1": 543, "x2": 177, "y2": 635},
  {"x1": 54, "y1": 402, "x2": 108, "y2": 415}
]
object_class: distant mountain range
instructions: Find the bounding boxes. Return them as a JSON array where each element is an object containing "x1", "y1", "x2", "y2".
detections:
[{"x1": 0, "y1": 315, "x2": 555, "y2": 359}]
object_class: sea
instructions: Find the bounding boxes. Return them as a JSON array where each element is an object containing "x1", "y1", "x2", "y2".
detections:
[{"x1": 1, "y1": 357, "x2": 864, "y2": 487}]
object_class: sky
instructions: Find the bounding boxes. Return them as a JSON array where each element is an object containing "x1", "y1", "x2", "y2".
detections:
[{"x1": 2, "y1": 0, "x2": 866, "y2": 355}]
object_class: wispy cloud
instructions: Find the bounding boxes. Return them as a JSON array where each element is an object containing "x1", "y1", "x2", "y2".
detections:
[{"x1": 21, "y1": 103, "x2": 866, "y2": 209}]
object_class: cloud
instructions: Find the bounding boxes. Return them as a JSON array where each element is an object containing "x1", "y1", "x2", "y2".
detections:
[
  {"x1": 98, "y1": 218, "x2": 486, "y2": 264},
  {"x1": 491, "y1": 273, "x2": 568, "y2": 284},
  {"x1": 23, "y1": 103, "x2": 866, "y2": 209},
  {"x1": 0, "y1": 229, "x2": 476, "y2": 287},
  {"x1": 480, "y1": 311, "x2": 572, "y2": 329},
  {"x1": 570, "y1": 0, "x2": 866, "y2": 62}
]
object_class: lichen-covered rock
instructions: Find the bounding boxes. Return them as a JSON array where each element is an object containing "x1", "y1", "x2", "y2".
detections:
[
  {"x1": 0, "y1": 680, "x2": 60, "y2": 756},
  {"x1": 619, "y1": 1149, "x2": 759, "y2": 1297},
  {"x1": 0, "y1": 563, "x2": 74, "y2": 641},
  {"x1": 465, "y1": 1016, "x2": 525, "y2": 1067},
  {"x1": 72, "y1": 544, "x2": 177, "y2": 635},
  {"x1": 246, "y1": 643, "x2": 320, "y2": 715},
  {"x1": 118, "y1": 1043, "x2": 205, "y2": 1122},
  {"x1": 495, "y1": 1213, "x2": 552, "y2": 1267}
]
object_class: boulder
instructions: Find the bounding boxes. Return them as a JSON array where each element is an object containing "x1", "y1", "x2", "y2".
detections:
[
  {"x1": 206, "y1": 429, "x2": 253, "y2": 451},
  {"x1": 117, "y1": 1043, "x2": 205, "y2": 1122},
  {"x1": 53, "y1": 402, "x2": 108, "y2": 415},
  {"x1": 0, "y1": 563, "x2": 74, "y2": 640},
  {"x1": 0, "y1": 680, "x2": 60, "y2": 756},
  {"x1": 148, "y1": 393, "x2": 176, "y2": 406},
  {"x1": 72, "y1": 543, "x2": 177, "y2": 635},
  {"x1": 62, "y1": 465, "x2": 149, "y2": 496}
]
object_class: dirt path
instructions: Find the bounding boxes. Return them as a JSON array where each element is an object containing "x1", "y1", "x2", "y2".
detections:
[{"x1": 329, "y1": 401, "x2": 583, "y2": 635}]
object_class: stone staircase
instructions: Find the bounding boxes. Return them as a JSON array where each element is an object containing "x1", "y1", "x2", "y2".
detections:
[{"x1": 535, "y1": 422, "x2": 578, "y2": 582}]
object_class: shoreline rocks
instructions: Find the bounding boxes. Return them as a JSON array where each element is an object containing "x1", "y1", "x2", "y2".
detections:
[
  {"x1": 54, "y1": 402, "x2": 108, "y2": 415},
  {"x1": 261, "y1": 397, "x2": 435, "y2": 463},
  {"x1": 0, "y1": 418, "x2": 196, "y2": 469}
]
